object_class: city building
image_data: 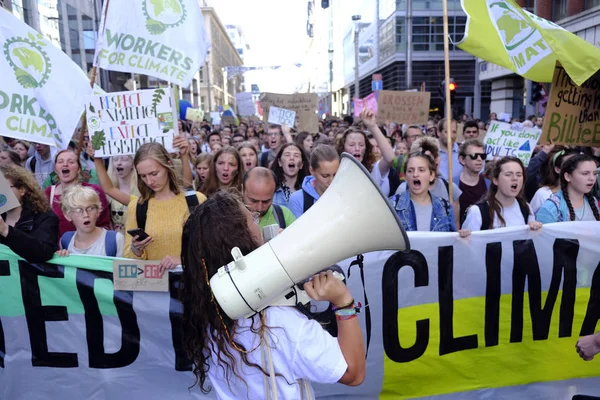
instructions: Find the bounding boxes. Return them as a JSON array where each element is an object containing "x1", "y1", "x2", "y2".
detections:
[{"x1": 480, "y1": 0, "x2": 600, "y2": 119}]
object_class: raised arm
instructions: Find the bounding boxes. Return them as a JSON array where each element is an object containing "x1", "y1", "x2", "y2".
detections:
[
  {"x1": 361, "y1": 110, "x2": 395, "y2": 176},
  {"x1": 173, "y1": 135, "x2": 193, "y2": 188},
  {"x1": 87, "y1": 144, "x2": 130, "y2": 205}
]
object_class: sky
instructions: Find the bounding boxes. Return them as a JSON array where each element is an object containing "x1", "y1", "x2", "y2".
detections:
[{"x1": 212, "y1": 0, "x2": 310, "y2": 94}]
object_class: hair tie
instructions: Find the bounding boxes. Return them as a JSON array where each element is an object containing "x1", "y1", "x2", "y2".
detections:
[{"x1": 552, "y1": 150, "x2": 565, "y2": 168}]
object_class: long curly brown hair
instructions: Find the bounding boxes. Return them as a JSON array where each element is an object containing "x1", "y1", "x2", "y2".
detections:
[
  {"x1": 180, "y1": 190, "x2": 269, "y2": 393},
  {"x1": 200, "y1": 146, "x2": 243, "y2": 197},
  {"x1": 1, "y1": 165, "x2": 50, "y2": 214},
  {"x1": 335, "y1": 128, "x2": 376, "y2": 172}
]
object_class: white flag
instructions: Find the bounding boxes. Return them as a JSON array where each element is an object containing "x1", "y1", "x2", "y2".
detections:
[
  {"x1": 0, "y1": 8, "x2": 92, "y2": 149},
  {"x1": 94, "y1": 0, "x2": 210, "y2": 88}
]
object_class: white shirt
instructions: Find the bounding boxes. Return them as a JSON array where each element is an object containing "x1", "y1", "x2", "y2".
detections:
[
  {"x1": 462, "y1": 199, "x2": 534, "y2": 231},
  {"x1": 65, "y1": 229, "x2": 125, "y2": 257},
  {"x1": 530, "y1": 186, "x2": 553, "y2": 213},
  {"x1": 207, "y1": 306, "x2": 347, "y2": 400}
]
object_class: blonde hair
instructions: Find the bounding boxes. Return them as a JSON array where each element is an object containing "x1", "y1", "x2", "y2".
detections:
[
  {"x1": 107, "y1": 155, "x2": 141, "y2": 197},
  {"x1": 133, "y1": 143, "x2": 182, "y2": 204},
  {"x1": 60, "y1": 185, "x2": 102, "y2": 215}
]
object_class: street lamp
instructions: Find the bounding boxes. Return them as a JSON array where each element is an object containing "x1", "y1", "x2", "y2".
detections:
[{"x1": 352, "y1": 15, "x2": 361, "y2": 101}]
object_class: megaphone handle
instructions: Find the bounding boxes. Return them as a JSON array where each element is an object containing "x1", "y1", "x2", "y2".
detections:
[{"x1": 347, "y1": 254, "x2": 371, "y2": 359}]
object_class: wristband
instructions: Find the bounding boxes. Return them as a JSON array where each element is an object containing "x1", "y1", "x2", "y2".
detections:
[
  {"x1": 334, "y1": 302, "x2": 361, "y2": 321},
  {"x1": 332, "y1": 298, "x2": 355, "y2": 311}
]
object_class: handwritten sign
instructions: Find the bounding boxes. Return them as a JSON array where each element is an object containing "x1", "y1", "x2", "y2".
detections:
[
  {"x1": 0, "y1": 172, "x2": 20, "y2": 215},
  {"x1": 85, "y1": 88, "x2": 176, "y2": 157},
  {"x1": 185, "y1": 108, "x2": 203, "y2": 122},
  {"x1": 378, "y1": 90, "x2": 431, "y2": 125},
  {"x1": 483, "y1": 121, "x2": 541, "y2": 166},
  {"x1": 260, "y1": 92, "x2": 319, "y2": 133},
  {"x1": 236, "y1": 92, "x2": 255, "y2": 116},
  {"x1": 267, "y1": 106, "x2": 296, "y2": 127},
  {"x1": 113, "y1": 260, "x2": 168, "y2": 292},
  {"x1": 209, "y1": 112, "x2": 221, "y2": 125},
  {"x1": 540, "y1": 62, "x2": 600, "y2": 146}
]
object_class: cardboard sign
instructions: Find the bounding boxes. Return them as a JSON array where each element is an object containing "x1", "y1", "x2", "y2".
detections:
[
  {"x1": 260, "y1": 92, "x2": 319, "y2": 133},
  {"x1": 185, "y1": 108, "x2": 203, "y2": 122},
  {"x1": 0, "y1": 172, "x2": 20, "y2": 215},
  {"x1": 236, "y1": 92, "x2": 255, "y2": 116},
  {"x1": 378, "y1": 91, "x2": 431, "y2": 125},
  {"x1": 540, "y1": 63, "x2": 600, "y2": 146},
  {"x1": 85, "y1": 88, "x2": 177, "y2": 157},
  {"x1": 267, "y1": 106, "x2": 296, "y2": 127},
  {"x1": 113, "y1": 260, "x2": 168, "y2": 292},
  {"x1": 483, "y1": 121, "x2": 541, "y2": 166}
]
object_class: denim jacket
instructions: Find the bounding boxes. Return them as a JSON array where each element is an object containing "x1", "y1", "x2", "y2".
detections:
[
  {"x1": 536, "y1": 190, "x2": 599, "y2": 223},
  {"x1": 391, "y1": 191, "x2": 456, "y2": 232}
]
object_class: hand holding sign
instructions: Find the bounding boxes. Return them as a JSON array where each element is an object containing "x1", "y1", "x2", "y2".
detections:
[
  {"x1": 0, "y1": 172, "x2": 20, "y2": 222},
  {"x1": 268, "y1": 106, "x2": 296, "y2": 128}
]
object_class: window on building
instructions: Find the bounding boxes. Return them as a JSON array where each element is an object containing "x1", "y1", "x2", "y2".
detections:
[
  {"x1": 82, "y1": 15, "x2": 95, "y2": 50},
  {"x1": 586, "y1": 0, "x2": 600, "y2": 7},
  {"x1": 379, "y1": 18, "x2": 396, "y2": 60},
  {"x1": 553, "y1": 0, "x2": 568, "y2": 20},
  {"x1": 199, "y1": 67, "x2": 204, "y2": 83},
  {"x1": 68, "y1": 5, "x2": 79, "y2": 49}
]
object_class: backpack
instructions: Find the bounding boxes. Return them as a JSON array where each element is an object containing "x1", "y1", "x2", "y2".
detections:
[
  {"x1": 136, "y1": 192, "x2": 200, "y2": 231},
  {"x1": 260, "y1": 152, "x2": 270, "y2": 168},
  {"x1": 272, "y1": 204, "x2": 287, "y2": 229},
  {"x1": 476, "y1": 200, "x2": 529, "y2": 230},
  {"x1": 303, "y1": 190, "x2": 315, "y2": 213},
  {"x1": 60, "y1": 230, "x2": 118, "y2": 257},
  {"x1": 28, "y1": 157, "x2": 37, "y2": 173}
]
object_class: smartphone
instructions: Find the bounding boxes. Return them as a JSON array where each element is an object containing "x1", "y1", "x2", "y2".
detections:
[{"x1": 127, "y1": 228, "x2": 150, "y2": 241}]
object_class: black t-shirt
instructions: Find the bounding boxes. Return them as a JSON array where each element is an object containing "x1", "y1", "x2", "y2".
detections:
[{"x1": 458, "y1": 174, "x2": 488, "y2": 224}]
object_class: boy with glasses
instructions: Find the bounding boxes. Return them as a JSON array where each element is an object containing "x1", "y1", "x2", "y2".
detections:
[
  {"x1": 456, "y1": 138, "x2": 489, "y2": 224},
  {"x1": 56, "y1": 185, "x2": 124, "y2": 257}
]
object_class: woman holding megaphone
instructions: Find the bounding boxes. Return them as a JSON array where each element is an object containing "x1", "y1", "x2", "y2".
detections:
[{"x1": 180, "y1": 190, "x2": 365, "y2": 399}]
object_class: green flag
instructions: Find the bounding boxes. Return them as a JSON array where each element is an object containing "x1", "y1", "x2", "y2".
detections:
[{"x1": 457, "y1": 0, "x2": 600, "y2": 85}]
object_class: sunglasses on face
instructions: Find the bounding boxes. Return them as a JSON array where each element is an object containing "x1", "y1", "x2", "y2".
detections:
[
  {"x1": 466, "y1": 153, "x2": 486, "y2": 160},
  {"x1": 111, "y1": 210, "x2": 124, "y2": 216}
]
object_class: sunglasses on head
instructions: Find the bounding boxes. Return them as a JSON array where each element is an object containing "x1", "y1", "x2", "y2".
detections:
[{"x1": 466, "y1": 153, "x2": 486, "y2": 160}]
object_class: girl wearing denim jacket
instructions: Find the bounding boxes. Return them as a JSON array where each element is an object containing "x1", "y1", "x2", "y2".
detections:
[
  {"x1": 390, "y1": 147, "x2": 456, "y2": 232},
  {"x1": 536, "y1": 154, "x2": 600, "y2": 223}
]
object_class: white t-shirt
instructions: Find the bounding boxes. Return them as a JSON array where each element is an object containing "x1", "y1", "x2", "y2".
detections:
[
  {"x1": 530, "y1": 186, "x2": 553, "y2": 213},
  {"x1": 65, "y1": 229, "x2": 125, "y2": 257},
  {"x1": 207, "y1": 306, "x2": 347, "y2": 400},
  {"x1": 462, "y1": 199, "x2": 535, "y2": 231}
]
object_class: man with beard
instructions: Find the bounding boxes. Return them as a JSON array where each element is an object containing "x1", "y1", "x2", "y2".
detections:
[
  {"x1": 259, "y1": 124, "x2": 293, "y2": 167},
  {"x1": 242, "y1": 167, "x2": 296, "y2": 231}
]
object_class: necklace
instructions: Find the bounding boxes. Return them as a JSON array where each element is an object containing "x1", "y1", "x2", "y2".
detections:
[{"x1": 575, "y1": 204, "x2": 586, "y2": 221}]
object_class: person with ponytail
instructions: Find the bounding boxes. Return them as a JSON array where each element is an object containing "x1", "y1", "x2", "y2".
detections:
[
  {"x1": 462, "y1": 157, "x2": 542, "y2": 231},
  {"x1": 180, "y1": 190, "x2": 365, "y2": 399},
  {"x1": 536, "y1": 154, "x2": 600, "y2": 223},
  {"x1": 529, "y1": 147, "x2": 576, "y2": 213}
]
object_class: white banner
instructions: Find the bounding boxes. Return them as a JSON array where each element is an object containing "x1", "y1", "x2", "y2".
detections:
[
  {"x1": 0, "y1": 8, "x2": 93, "y2": 148},
  {"x1": 94, "y1": 0, "x2": 210, "y2": 87},
  {"x1": 85, "y1": 88, "x2": 177, "y2": 156},
  {"x1": 1, "y1": 223, "x2": 600, "y2": 399}
]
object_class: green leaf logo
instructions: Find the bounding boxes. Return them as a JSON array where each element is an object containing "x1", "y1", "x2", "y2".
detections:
[
  {"x1": 142, "y1": 0, "x2": 187, "y2": 35},
  {"x1": 4, "y1": 36, "x2": 51, "y2": 88},
  {"x1": 91, "y1": 130, "x2": 106, "y2": 151}
]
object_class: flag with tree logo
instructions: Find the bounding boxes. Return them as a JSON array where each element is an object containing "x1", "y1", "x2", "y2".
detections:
[
  {"x1": 457, "y1": 0, "x2": 600, "y2": 85},
  {"x1": 0, "y1": 8, "x2": 93, "y2": 149},
  {"x1": 94, "y1": 0, "x2": 210, "y2": 87}
]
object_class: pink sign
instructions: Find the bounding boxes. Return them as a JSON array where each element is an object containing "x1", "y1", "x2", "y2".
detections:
[{"x1": 353, "y1": 93, "x2": 379, "y2": 118}]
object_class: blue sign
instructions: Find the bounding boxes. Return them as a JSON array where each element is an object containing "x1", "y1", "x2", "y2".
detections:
[{"x1": 372, "y1": 80, "x2": 383, "y2": 91}]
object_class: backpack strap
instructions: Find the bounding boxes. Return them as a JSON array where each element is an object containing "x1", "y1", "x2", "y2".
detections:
[
  {"x1": 548, "y1": 194, "x2": 563, "y2": 222},
  {"x1": 476, "y1": 201, "x2": 491, "y2": 230},
  {"x1": 518, "y1": 200, "x2": 531, "y2": 225},
  {"x1": 104, "y1": 230, "x2": 118, "y2": 257},
  {"x1": 185, "y1": 192, "x2": 200, "y2": 214},
  {"x1": 261, "y1": 152, "x2": 269, "y2": 168},
  {"x1": 272, "y1": 204, "x2": 286, "y2": 229},
  {"x1": 136, "y1": 200, "x2": 149, "y2": 231},
  {"x1": 441, "y1": 177, "x2": 450, "y2": 200},
  {"x1": 302, "y1": 190, "x2": 315, "y2": 213},
  {"x1": 60, "y1": 231, "x2": 75, "y2": 250}
]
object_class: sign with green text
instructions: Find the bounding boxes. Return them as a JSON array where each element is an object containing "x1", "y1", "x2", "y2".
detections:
[
  {"x1": 540, "y1": 63, "x2": 600, "y2": 146},
  {"x1": 85, "y1": 88, "x2": 177, "y2": 157}
]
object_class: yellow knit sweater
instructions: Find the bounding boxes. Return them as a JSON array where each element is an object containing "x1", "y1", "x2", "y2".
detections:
[{"x1": 124, "y1": 192, "x2": 206, "y2": 260}]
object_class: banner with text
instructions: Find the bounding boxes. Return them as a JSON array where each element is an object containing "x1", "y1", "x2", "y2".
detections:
[
  {"x1": 540, "y1": 63, "x2": 600, "y2": 146},
  {"x1": 0, "y1": 8, "x2": 93, "y2": 149},
  {"x1": 483, "y1": 120, "x2": 541, "y2": 165},
  {"x1": 1, "y1": 223, "x2": 600, "y2": 399},
  {"x1": 94, "y1": 0, "x2": 210, "y2": 87},
  {"x1": 378, "y1": 91, "x2": 431, "y2": 125},
  {"x1": 85, "y1": 88, "x2": 177, "y2": 157},
  {"x1": 260, "y1": 92, "x2": 319, "y2": 133}
]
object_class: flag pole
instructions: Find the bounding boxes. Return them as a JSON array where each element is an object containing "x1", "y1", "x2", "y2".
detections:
[
  {"x1": 442, "y1": 0, "x2": 453, "y2": 201},
  {"x1": 173, "y1": 84, "x2": 181, "y2": 136}
]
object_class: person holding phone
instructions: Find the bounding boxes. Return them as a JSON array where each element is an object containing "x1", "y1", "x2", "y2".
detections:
[{"x1": 124, "y1": 143, "x2": 206, "y2": 275}]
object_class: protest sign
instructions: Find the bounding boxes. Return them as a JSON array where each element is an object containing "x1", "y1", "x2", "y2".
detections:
[
  {"x1": 0, "y1": 8, "x2": 93, "y2": 149},
  {"x1": 94, "y1": 0, "x2": 210, "y2": 87},
  {"x1": 353, "y1": 93, "x2": 378, "y2": 118},
  {"x1": 540, "y1": 63, "x2": 600, "y2": 146},
  {"x1": 113, "y1": 260, "x2": 168, "y2": 292},
  {"x1": 235, "y1": 92, "x2": 255, "y2": 116},
  {"x1": 85, "y1": 88, "x2": 177, "y2": 157},
  {"x1": 267, "y1": 106, "x2": 296, "y2": 127},
  {"x1": 209, "y1": 112, "x2": 221, "y2": 125},
  {"x1": 2, "y1": 222, "x2": 600, "y2": 399},
  {"x1": 260, "y1": 92, "x2": 319, "y2": 133},
  {"x1": 185, "y1": 108, "x2": 203, "y2": 122},
  {"x1": 0, "y1": 172, "x2": 20, "y2": 215},
  {"x1": 483, "y1": 121, "x2": 541, "y2": 165},
  {"x1": 378, "y1": 90, "x2": 430, "y2": 125}
]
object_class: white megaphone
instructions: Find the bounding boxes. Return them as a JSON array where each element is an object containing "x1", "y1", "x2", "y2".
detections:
[{"x1": 210, "y1": 153, "x2": 410, "y2": 320}]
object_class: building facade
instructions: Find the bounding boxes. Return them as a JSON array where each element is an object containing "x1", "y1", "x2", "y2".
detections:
[{"x1": 479, "y1": 0, "x2": 600, "y2": 120}]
